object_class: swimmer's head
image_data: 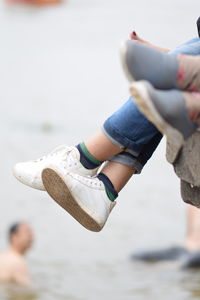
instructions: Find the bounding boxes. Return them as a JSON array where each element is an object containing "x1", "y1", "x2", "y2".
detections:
[{"x1": 8, "y1": 222, "x2": 34, "y2": 254}]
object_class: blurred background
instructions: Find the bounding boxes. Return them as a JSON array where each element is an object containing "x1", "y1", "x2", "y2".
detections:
[{"x1": 1, "y1": 0, "x2": 200, "y2": 299}]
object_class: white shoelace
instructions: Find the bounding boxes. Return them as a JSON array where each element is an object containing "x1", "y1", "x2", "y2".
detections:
[
  {"x1": 70, "y1": 173, "x2": 102, "y2": 188},
  {"x1": 34, "y1": 145, "x2": 74, "y2": 163}
]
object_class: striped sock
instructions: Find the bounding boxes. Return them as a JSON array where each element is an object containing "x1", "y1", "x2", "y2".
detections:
[
  {"x1": 76, "y1": 142, "x2": 102, "y2": 169},
  {"x1": 97, "y1": 173, "x2": 118, "y2": 202}
]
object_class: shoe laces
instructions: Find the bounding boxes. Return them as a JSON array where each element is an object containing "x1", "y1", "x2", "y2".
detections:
[
  {"x1": 34, "y1": 145, "x2": 75, "y2": 163},
  {"x1": 61, "y1": 147, "x2": 79, "y2": 171},
  {"x1": 72, "y1": 173, "x2": 103, "y2": 188}
]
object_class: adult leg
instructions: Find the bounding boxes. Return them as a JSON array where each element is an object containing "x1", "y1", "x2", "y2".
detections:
[
  {"x1": 184, "y1": 205, "x2": 200, "y2": 251},
  {"x1": 131, "y1": 205, "x2": 200, "y2": 268}
]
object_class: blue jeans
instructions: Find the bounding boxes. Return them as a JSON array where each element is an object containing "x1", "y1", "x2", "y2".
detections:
[{"x1": 103, "y1": 38, "x2": 200, "y2": 173}]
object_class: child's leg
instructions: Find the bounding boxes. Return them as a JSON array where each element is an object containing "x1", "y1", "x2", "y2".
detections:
[
  {"x1": 101, "y1": 132, "x2": 162, "y2": 192},
  {"x1": 13, "y1": 96, "x2": 161, "y2": 191},
  {"x1": 100, "y1": 161, "x2": 135, "y2": 193},
  {"x1": 42, "y1": 131, "x2": 162, "y2": 231},
  {"x1": 101, "y1": 97, "x2": 160, "y2": 156},
  {"x1": 84, "y1": 131, "x2": 124, "y2": 162},
  {"x1": 80, "y1": 96, "x2": 160, "y2": 166}
]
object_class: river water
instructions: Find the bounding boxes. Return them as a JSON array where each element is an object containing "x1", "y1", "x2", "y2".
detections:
[{"x1": 0, "y1": 0, "x2": 200, "y2": 299}]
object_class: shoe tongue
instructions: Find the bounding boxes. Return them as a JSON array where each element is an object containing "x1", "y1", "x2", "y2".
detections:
[{"x1": 68, "y1": 147, "x2": 80, "y2": 160}]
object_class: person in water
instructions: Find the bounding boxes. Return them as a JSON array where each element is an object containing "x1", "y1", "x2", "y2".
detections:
[{"x1": 0, "y1": 222, "x2": 34, "y2": 285}]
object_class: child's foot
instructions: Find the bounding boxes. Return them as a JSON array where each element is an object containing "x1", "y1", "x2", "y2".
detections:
[
  {"x1": 130, "y1": 80, "x2": 199, "y2": 148},
  {"x1": 42, "y1": 167, "x2": 116, "y2": 232},
  {"x1": 13, "y1": 146, "x2": 99, "y2": 191},
  {"x1": 120, "y1": 40, "x2": 200, "y2": 91}
]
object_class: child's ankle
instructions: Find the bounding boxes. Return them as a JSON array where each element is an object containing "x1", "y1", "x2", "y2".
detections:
[
  {"x1": 76, "y1": 142, "x2": 103, "y2": 169},
  {"x1": 97, "y1": 173, "x2": 118, "y2": 202}
]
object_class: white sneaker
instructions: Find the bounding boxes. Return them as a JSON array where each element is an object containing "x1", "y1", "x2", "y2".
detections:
[
  {"x1": 13, "y1": 146, "x2": 99, "y2": 191},
  {"x1": 42, "y1": 167, "x2": 116, "y2": 232}
]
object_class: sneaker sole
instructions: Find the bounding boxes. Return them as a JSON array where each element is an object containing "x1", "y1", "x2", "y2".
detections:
[
  {"x1": 42, "y1": 168, "x2": 102, "y2": 232},
  {"x1": 130, "y1": 82, "x2": 184, "y2": 151}
]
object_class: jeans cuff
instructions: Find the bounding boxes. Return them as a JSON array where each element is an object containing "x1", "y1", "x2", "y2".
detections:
[
  {"x1": 108, "y1": 153, "x2": 143, "y2": 174},
  {"x1": 101, "y1": 126, "x2": 140, "y2": 157}
]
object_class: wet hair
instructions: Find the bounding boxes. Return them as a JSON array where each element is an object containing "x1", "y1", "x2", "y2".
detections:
[{"x1": 8, "y1": 222, "x2": 22, "y2": 240}]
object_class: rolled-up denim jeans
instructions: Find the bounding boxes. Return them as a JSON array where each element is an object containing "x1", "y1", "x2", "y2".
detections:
[{"x1": 103, "y1": 37, "x2": 200, "y2": 173}]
